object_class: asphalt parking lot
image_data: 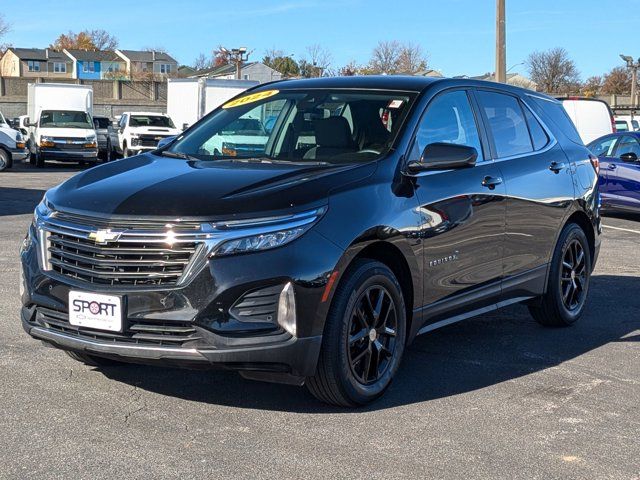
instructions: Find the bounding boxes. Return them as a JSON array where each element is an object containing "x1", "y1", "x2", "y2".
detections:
[{"x1": 0, "y1": 162, "x2": 638, "y2": 479}]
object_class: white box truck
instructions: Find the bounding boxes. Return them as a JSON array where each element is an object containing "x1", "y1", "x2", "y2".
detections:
[
  {"x1": 167, "y1": 78, "x2": 259, "y2": 130},
  {"x1": 26, "y1": 83, "x2": 98, "y2": 168}
]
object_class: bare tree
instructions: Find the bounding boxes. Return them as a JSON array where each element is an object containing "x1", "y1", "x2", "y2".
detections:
[
  {"x1": 581, "y1": 75, "x2": 603, "y2": 97},
  {"x1": 142, "y1": 45, "x2": 168, "y2": 54},
  {"x1": 525, "y1": 47, "x2": 581, "y2": 93},
  {"x1": 601, "y1": 66, "x2": 632, "y2": 95},
  {"x1": 303, "y1": 44, "x2": 332, "y2": 76},
  {"x1": 87, "y1": 29, "x2": 118, "y2": 50},
  {"x1": 0, "y1": 14, "x2": 11, "y2": 53},
  {"x1": 338, "y1": 61, "x2": 359, "y2": 77},
  {"x1": 193, "y1": 53, "x2": 212, "y2": 71},
  {"x1": 365, "y1": 40, "x2": 427, "y2": 75}
]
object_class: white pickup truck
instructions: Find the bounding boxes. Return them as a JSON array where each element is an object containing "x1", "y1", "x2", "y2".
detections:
[
  {"x1": 202, "y1": 117, "x2": 269, "y2": 157},
  {"x1": 0, "y1": 111, "x2": 29, "y2": 171},
  {"x1": 113, "y1": 112, "x2": 181, "y2": 157}
]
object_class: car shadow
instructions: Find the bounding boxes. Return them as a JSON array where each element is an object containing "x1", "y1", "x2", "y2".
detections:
[{"x1": 98, "y1": 274, "x2": 640, "y2": 413}]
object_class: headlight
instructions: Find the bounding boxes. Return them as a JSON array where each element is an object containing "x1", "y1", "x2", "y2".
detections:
[
  {"x1": 34, "y1": 195, "x2": 53, "y2": 221},
  {"x1": 130, "y1": 133, "x2": 139, "y2": 139},
  {"x1": 40, "y1": 136, "x2": 54, "y2": 148},
  {"x1": 15, "y1": 132, "x2": 24, "y2": 142},
  {"x1": 210, "y1": 207, "x2": 326, "y2": 256},
  {"x1": 86, "y1": 134, "x2": 97, "y2": 142},
  {"x1": 214, "y1": 227, "x2": 309, "y2": 256}
]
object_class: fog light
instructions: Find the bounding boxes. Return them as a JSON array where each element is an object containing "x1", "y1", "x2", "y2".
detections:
[{"x1": 277, "y1": 282, "x2": 296, "y2": 336}]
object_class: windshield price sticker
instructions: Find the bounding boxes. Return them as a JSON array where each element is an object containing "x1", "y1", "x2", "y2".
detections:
[{"x1": 223, "y1": 90, "x2": 280, "y2": 109}]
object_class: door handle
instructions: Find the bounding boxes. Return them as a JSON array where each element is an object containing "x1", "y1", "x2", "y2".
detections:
[
  {"x1": 481, "y1": 176, "x2": 503, "y2": 190},
  {"x1": 548, "y1": 161, "x2": 566, "y2": 173},
  {"x1": 608, "y1": 164, "x2": 617, "y2": 170}
]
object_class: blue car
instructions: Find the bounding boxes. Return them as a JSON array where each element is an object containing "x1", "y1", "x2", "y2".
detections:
[{"x1": 588, "y1": 132, "x2": 640, "y2": 213}]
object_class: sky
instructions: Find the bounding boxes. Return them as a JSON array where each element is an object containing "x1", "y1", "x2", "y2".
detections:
[{"x1": 2, "y1": 0, "x2": 639, "y2": 79}]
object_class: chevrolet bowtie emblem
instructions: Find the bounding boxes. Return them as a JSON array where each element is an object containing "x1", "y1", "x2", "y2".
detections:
[{"x1": 88, "y1": 229, "x2": 121, "y2": 244}]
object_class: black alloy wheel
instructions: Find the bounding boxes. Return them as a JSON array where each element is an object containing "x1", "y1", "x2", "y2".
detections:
[
  {"x1": 560, "y1": 238, "x2": 587, "y2": 312},
  {"x1": 347, "y1": 286, "x2": 398, "y2": 385}
]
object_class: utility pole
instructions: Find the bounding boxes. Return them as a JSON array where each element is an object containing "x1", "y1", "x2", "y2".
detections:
[
  {"x1": 220, "y1": 47, "x2": 250, "y2": 79},
  {"x1": 620, "y1": 54, "x2": 639, "y2": 120},
  {"x1": 495, "y1": 0, "x2": 506, "y2": 83}
]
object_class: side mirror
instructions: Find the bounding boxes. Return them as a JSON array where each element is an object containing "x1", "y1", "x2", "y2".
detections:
[
  {"x1": 182, "y1": 123, "x2": 189, "y2": 131},
  {"x1": 620, "y1": 152, "x2": 638, "y2": 163},
  {"x1": 406, "y1": 143, "x2": 477, "y2": 174},
  {"x1": 24, "y1": 117, "x2": 36, "y2": 127}
]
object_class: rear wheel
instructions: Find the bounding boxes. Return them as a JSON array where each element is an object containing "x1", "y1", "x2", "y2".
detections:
[
  {"x1": 65, "y1": 350, "x2": 124, "y2": 367},
  {"x1": 105, "y1": 140, "x2": 112, "y2": 162},
  {"x1": 529, "y1": 223, "x2": 591, "y2": 327},
  {"x1": 306, "y1": 260, "x2": 406, "y2": 407},
  {"x1": 122, "y1": 142, "x2": 130, "y2": 158}
]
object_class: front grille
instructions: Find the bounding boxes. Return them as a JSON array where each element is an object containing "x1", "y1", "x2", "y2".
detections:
[
  {"x1": 137, "y1": 134, "x2": 170, "y2": 148},
  {"x1": 36, "y1": 307, "x2": 201, "y2": 346},
  {"x1": 42, "y1": 213, "x2": 206, "y2": 287},
  {"x1": 48, "y1": 137, "x2": 90, "y2": 150}
]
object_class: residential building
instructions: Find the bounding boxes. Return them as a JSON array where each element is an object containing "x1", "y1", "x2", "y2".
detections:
[
  {"x1": 191, "y1": 62, "x2": 282, "y2": 84},
  {"x1": 0, "y1": 48, "x2": 73, "y2": 78},
  {"x1": 63, "y1": 49, "x2": 127, "y2": 80},
  {"x1": 115, "y1": 50, "x2": 178, "y2": 78}
]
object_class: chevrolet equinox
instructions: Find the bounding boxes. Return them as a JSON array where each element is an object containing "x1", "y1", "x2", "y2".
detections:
[{"x1": 20, "y1": 77, "x2": 601, "y2": 406}]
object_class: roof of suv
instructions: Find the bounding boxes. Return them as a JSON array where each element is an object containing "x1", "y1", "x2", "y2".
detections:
[{"x1": 254, "y1": 75, "x2": 555, "y2": 100}]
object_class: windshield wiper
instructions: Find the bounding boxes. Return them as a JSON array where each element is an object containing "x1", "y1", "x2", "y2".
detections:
[
  {"x1": 231, "y1": 157, "x2": 330, "y2": 166},
  {"x1": 160, "y1": 150, "x2": 198, "y2": 161}
]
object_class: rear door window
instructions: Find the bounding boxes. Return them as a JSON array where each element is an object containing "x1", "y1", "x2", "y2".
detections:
[{"x1": 476, "y1": 90, "x2": 533, "y2": 158}]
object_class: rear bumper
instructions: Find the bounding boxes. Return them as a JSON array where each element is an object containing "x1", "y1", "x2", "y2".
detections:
[{"x1": 21, "y1": 306, "x2": 322, "y2": 377}]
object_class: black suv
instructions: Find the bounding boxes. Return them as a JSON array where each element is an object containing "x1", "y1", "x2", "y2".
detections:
[{"x1": 20, "y1": 77, "x2": 600, "y2": 406}]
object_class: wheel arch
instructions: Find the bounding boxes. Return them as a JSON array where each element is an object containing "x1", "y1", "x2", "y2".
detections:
[{"x1": 564, "y1": 210, "x2": 596, "y2": 263}]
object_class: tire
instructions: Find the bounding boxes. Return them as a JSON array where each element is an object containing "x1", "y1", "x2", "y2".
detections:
[
  {"x1": 105, "y1": 140, "x2": 112, "y2": 162},
  {"x1": 65, "y1": 350, "x2": 124, "y2": 367},
  {"x1": 306, "y1": 260, "x2": 406, "y2": 407},
  {"x1": 0, "y1": 149, "x2": 8, "y2": 171},
  {"x1": 122, "y1": 142, "x2": 129, "y2": 158},
  {"x1": 35, "y1": 151, "x2": 45, "y2": 168},
  {"x1": 29, "y1": 151, "x2": 36, "y2": 165},
  {"x1": 529, "y1": 223, "x2": 591, "y2": 327}
]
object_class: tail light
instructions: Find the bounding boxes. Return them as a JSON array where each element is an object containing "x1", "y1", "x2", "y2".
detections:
[
  {"x1": 589, "y1": 154, "x2": 600, "y2": 175},
  {"x1": 610, "y1": 114, "x2": 617, "y2": 133}
]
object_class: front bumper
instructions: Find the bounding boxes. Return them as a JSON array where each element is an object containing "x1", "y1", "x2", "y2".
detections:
[
  {"x1": 10, "y1": 146, "x2": 29, "y2": 161},
  {"x1": 21, "y1": 306, "x2": 321, "y2": 377},
  {"x1": 19, "y1": 221, "x2": 343, "y2": 379},
  {"x1": 40, "y1": 148, "x2": 98, "y2": 161}
]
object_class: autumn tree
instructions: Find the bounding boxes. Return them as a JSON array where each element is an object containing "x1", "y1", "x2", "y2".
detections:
[
  {"x1": 338, "y1": 61, "x2": 359, "y2": 76},
  {"x1": 525, "y1": 47, "x2": 580, "y2": 93},
  {"x1": 51, "y1": 29, "x2": 118, "y2": 51},
  {"x1": 601, "y1": 66, "x2": 632, "y2": 95}
]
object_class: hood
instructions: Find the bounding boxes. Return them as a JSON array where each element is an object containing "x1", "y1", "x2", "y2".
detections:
[
  {"x1": 129, "y1": 126, "x2": 180, "y2": 135},
  {"x1": 37, "y1": 127, "x2": 94, "y2": 139},
  {"x1": 47, "y1": 153, "x2": 376, "y2": 220}
]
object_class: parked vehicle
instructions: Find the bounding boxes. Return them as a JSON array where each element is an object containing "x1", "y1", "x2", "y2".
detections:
[
  {"x1": 92, "y1": 116, "x2": 113, "y2": 161},
  {"x1": 0, "y1": 110, "x2": 29, "y2": 171},
  {"x1": 20, "y1": 77, "x2": 601, "y2": 406},
  {"x1": 113, "y1": 112, "x2": 180, "y2": 157},
  {"x1": 614, "y1": 115, "x2": 639, "y2": 132},
  {"x1": 25, "y1": 83, "x2": 98, "y2": 168},
  {"x1": 588, "y1": 132, "x2": 640, "y2": 213},
  {"x1": 167, "y1": 78, "x2": 258, "y2": 130},
  {"x1": 558, "y1": 97, "x2": 615, "y2": 144}
]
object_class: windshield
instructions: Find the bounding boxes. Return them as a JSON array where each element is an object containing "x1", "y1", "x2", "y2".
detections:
[
  {"x1": 130, "y1": 115, "x2": 175, "y2": 128},
  {"x1": 93, "y1": 117, "x2": 110, "y2": 129},
  {"x1": 40, "y1": 110, "x2": 93, "y2": 129},
  {"x1": 168, "y1": 89, "x2": 416, "y2": 164},
  {"x1": 0, "y1": 111, "x2": 6, "y2": 125},
  {"x1": 616, "y1": 121, "x2": 629, "y2": 132}
]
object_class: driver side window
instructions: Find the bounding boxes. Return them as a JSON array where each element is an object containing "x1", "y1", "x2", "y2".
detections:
[
  {"x1": 615, "y1": 136, "x2": 640, "y2": 158},
  {"x1": 413, "y1": 90, "x2": 483, "y2": 161}
]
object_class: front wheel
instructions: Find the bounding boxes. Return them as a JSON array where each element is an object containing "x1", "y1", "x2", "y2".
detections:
[
  {"x1": 35, "y1": 151, "x2": 45, "y2": 168},
  {"x1": 529, "y1": 223, "x2": 591, "y2": 327},
  {"x1": 0, "y1": 149, "x2": 8, "y2": 171},
  {"x1": 122, "y1": 142, "x2": 130, "y2": 158},
  {"x1": 306, "y1": 260, "x2": 406, "y2": 407}
]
